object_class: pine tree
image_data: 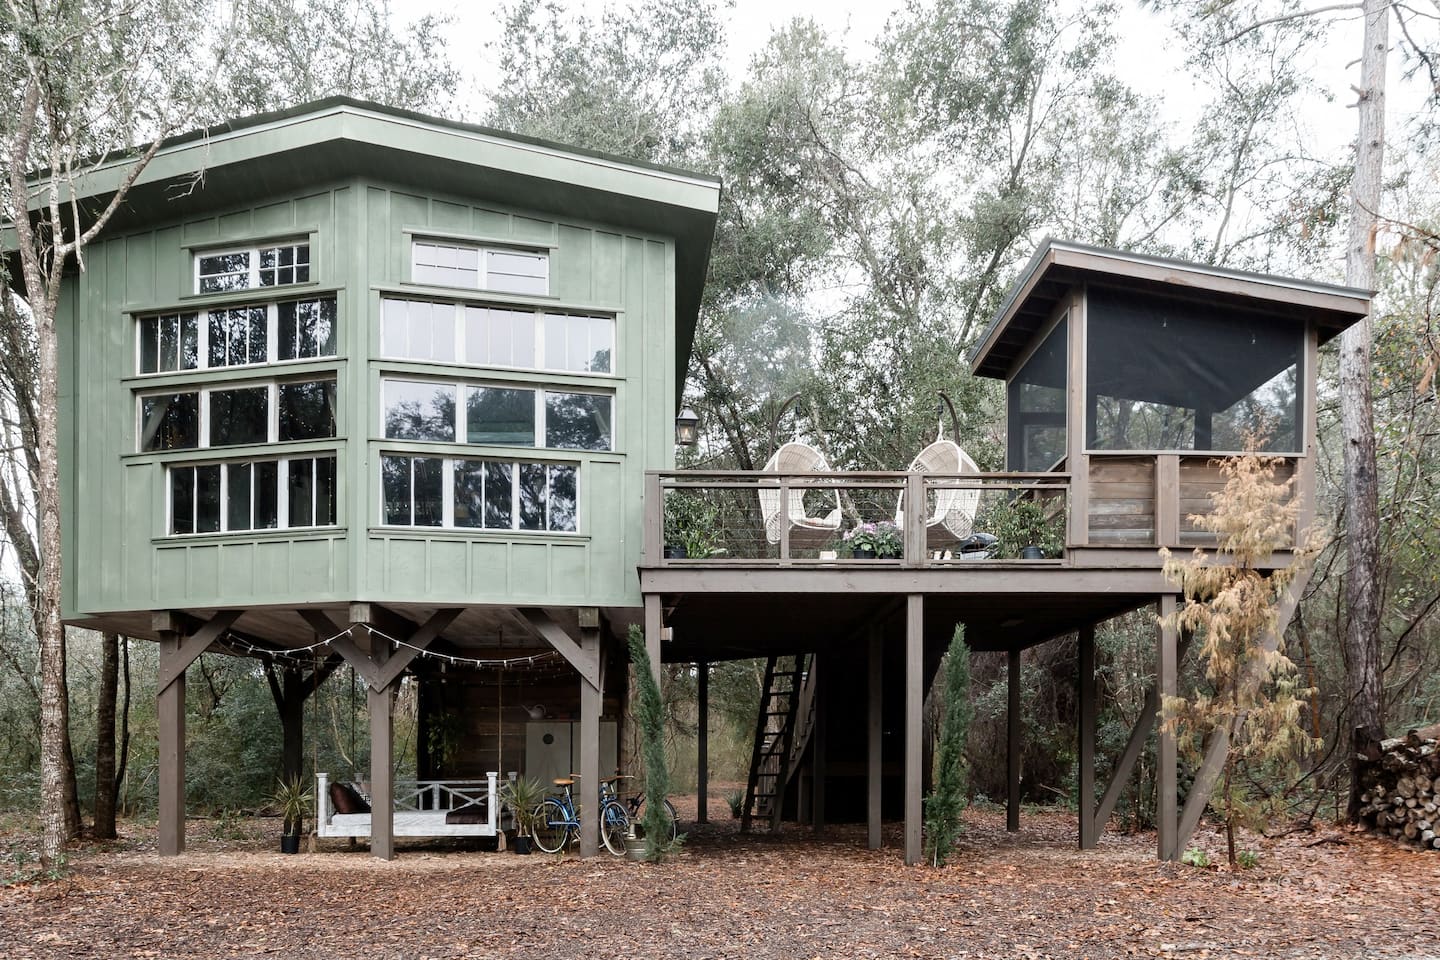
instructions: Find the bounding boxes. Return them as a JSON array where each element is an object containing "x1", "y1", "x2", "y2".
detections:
[
  {"x1": 924, "y1": 626, "x2": 973, "y2": 867},
  {"x1": 627, "y1": 626, "x2": 675, "y2": 861}
]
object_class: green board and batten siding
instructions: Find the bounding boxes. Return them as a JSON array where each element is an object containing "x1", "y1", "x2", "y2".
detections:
[{"x1": 59, "y1": 172, "x2": 685, "y2": 623}]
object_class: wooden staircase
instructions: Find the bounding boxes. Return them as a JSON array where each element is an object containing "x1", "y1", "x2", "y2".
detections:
[{"x1": 741, "y1": 654, "x2": 817, "y2": 831}]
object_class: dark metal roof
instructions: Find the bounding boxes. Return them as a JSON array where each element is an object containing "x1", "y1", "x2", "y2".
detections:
[{"x1": 970, "y1": 238, "x2": 1373, "y2": 379}]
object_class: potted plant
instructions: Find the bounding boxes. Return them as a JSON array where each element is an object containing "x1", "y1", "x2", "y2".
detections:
[
  {"x1": 663, "y1": 491, "x2": 723, "y2": 560},
  {"x1": 844, "y1": 520, "x2": 903, "y2": 559},
  {"x1": 268, "y1": 775, "x2": 313, "y2": 854},
  {"x1": 989, "y1": 496, "x2": 1064, "y2": 559},
  {"x1": 501, "y1": 776, "x2": 544, "y2": 855}
]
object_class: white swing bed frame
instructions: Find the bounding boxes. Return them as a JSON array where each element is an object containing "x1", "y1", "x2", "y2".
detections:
[{"x1": 315, "y1": 772, "x2": 501, "y2": 838}]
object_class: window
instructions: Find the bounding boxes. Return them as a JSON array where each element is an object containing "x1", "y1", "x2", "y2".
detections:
[
  {"x1": 138, "y1": 313, "x2": 200, "y2": 374},
  {"x1": 1085, "y1": 288, "x2": 1302, "y2": 453},
  {"x1": 169, "y1": 455, "x2": 335, "y2": 535},
  {"x1": 137, "y1": 297, "x2": 337, "y2": 374},
  {"x1": 382, "y1": 454, "x2": 577, "y2": 532},
  {"x1": 138, "y1": 378, "x2": 336, "y2": 451},
  {"x1": 381, "y1": 377, "x2": 612, "y2": 451},
  {"x1": 411, "y1": 240, "x2": 548, "y2": 295},
  {"x1": 1006, "y1": 317, "x2": 1067, "y2": 472},
  {"x1": 195, "y1": 243, "x2": 310, "y2": 293},
  {"x1": 383, "y1": 297, "x2": 612, "y2": 374}
]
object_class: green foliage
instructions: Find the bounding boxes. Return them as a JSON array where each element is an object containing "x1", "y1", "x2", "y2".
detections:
[
  {"x1": 985, "y1": 496, "x2": 1064, "y2": 559},
  {"x1": 924, "y1": 627, "x2": 974, "y2": 867},
  {"x1": 1180, "y1": 846, "x2": 1211, "y2": 868},
  {"x1": 628, "y1": 626, "x2": 677, "y2": 861},
  {"x1": 724, "y1": 789, "x2": 744, "y2": 819},
  {"x1": 501, "y1": 777, "x2": 544, "y2": 834},
  {"x1": 663, "y1": 491, "x2": 725, "y2": 559},
  {"x1": 843, "y1": 521, "x2": 903, "y2": 558},
  {"x1": 267, "y1": 775, "x2": 313, "y2": 837},
  {"x1": 1236, "y1": 849, "x2": 1260, "y2": 869}
]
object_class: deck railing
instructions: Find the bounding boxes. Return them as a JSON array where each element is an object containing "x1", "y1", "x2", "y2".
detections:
[{"x1": 644, "y1": 470, "x2": 1071, "y2": 568}]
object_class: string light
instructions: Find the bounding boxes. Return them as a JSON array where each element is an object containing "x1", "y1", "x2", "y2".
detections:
[{"x1": 221, "y1": 622, "x2": 568, "y2": 673}]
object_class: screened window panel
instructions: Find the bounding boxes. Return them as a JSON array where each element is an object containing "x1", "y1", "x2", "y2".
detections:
[
  {"x1": 287, "y1": 459, "x2": 315, "y2": 527},
  {"x1": 209, "y1": 387, "x2": 269, "y2": 447},
  {"x1": 195, "y1": 464, "x2": 222, "y2": 533},
  {"x1": 466, "y1": 386, "x2": 535, "y2": 445},
  {"x1": 548, "y1": 464, "x2": 578, "y2": 532},
  {"x1": 138, "y1": 313, "x2": 200, "y2": 374},
  {"x1": 518, "y1": 462, "x2": 546, "y2": 530},
  {"x1": 140, "y1": 393, "x2": 199, "y2": 451},
  {"x1": 171, "y1": 468, "x2": 195, "y2": 534},
  {"x1": 383, "y1": 379, "x2": 457, "y2": 441},
  {"x1": 139, "y1": 317, "x2": 160, "y2": 374},
  {"x1": 1085, "y1": 288, "x2": 1301, "y2": 452},
  {"x1": 544, "y1": 392, "x2": 612, "y2": 450},
  {"x1": 278, "y1": 298, "x2": 337, "y2": 360},
  {"x1": 485, "y1": 461, "x2": 513, "y2": 528},
  {"x1": 278, "y1": 380, "x2": 336, "y2": 441},
  {"x1": 227, "y1": 462, "x2": 253, "y2": 531},
  {"x1": 453, "y1": 460, "x2": 486, "y2": 528},
  {"x1": 1006, "y1": 317, "x2": 1068, "y2": 472},
  {"x1": 314, "y1": 456, "x2": 337, "y2": 526},
  {"x1": 413, "y1": 457, "x2": 444, "y2": 526},
  {"x1": 382, "y1": 455, "x2": 413, "y2": 525},
  {"x1": 256, "y1": 460, "x2": 279, "y2": 528},
  {"x1": 208, "y1": 307, "x2": 268, "y2": 367}
]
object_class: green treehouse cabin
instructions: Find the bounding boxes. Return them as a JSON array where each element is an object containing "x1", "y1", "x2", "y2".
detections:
[{"x1": 4, "y1": 99, "x2": 1369, "y2": 865}]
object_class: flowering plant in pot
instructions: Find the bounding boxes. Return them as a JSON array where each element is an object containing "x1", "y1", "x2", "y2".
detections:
[{"x1": 844, "y1": 521, "x2": 903, "y2": 559}]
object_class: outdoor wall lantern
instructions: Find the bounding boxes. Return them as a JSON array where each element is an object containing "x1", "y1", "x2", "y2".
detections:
[{"x1": 675, "y1": 407, "x2": 700, "y2": 446}]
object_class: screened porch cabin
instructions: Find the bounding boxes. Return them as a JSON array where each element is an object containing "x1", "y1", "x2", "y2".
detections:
[
  {"x1": 4, "y1": 98, "x2": 719, "y2": 859},
  {"x1": 641, "y1": 240, "x2": 1369, "y2": 865}
]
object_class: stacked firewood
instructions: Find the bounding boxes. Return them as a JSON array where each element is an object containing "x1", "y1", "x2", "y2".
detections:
[{"x1": 1357, "y1": 723, "x2": 1440, "y2": 851}]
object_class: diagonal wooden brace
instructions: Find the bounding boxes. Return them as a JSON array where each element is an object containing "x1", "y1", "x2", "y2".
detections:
[
  {"x1": 297, "y1": 609, "x2": 379, "y2": 688},
  {"x1": 518, "y1": 608, "x2": 599, "y2": 690},
  {"x1": 370, "y1": 609, "x2": 463, "y2": 690},
  {"x1": 156, "y1": 610, "x2": 243, "y2": 693}
]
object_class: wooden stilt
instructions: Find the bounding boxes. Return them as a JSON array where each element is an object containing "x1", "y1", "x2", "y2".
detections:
[
  {"x1": 1157, "y1": 595, "x2": 1178, "y2": 861},
  {"x1": 157, "y1": 630, "x2": 185, "y2": 857},
  {"x1": 369, "y1": 637, "x2": 394, "y2": 861},
  {"x1": 697, "y1": 660, "x2": 709, "y2": 825},
  {"x1": 643, "y1": 594, "x2": 663, "y2": 690},
  {"x1": 812, "y1": 655, "x2": 826, "y2": 835},
  {"x1": 1078, "y1": 623, "x2": 1097, "y2": 849},
  {"x1": 904, "y1": 595, "x2": 923, "y2": 866},
  {"x1": 1007, "y1": 647, "x2": 1021, "y2": 833},
  {"x1": 579, "y1": 626, "x2": 601, "y2": 858},
  {"x1": 868, "y1": 625, "x2": 883, "y2": 850}
]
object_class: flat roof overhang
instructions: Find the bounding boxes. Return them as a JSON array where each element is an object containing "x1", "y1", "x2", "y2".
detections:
[{"x1": 970, "y1": 238, "x2": 1373, "y2": 380}]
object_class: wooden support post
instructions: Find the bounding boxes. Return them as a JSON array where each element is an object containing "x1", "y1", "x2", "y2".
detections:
[
  {"x1": 868, "y1": 625, "x2": 883, "y2": 850},
  {"x1": 157, "y1": 630, "x2": 186, "y2": 856},
  {"x1": 579, "y1": 625, "x2": 601, "y2": 858},
  {"x1": 369, "y1": 637, "x2": 395, "y2": 861},
  {"x1": 1078, "y1": 623, "x2": 1097, "y2": 849},
  {"x1": 1007, "y1": 647, "x2": 1021, "y2": 833},
  {"x1": 643, "y1": 594, "x2": 663, "y2": 691},
  {"x1": 812, "y1": 655, "x2": 826, "y2": 835},
  {"x1": 904, "y1": 594, "x2": 923, "y2": 866},
  {"x1": 697, "y1": 660, "x2": 709, "y2": 824},
  {"x1": 1157, "y1": 595, "x2": 1178, "y2": 861}
]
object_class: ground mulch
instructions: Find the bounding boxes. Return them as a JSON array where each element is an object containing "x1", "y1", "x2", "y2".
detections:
[{"x1": 2, "y1": 805, "x2": 1437, "y2": 959}]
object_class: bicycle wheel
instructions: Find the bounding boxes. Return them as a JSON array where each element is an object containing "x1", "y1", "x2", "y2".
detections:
[
  {"x1": 635, "y1": 795, "x2": 679, "y2": 843},
  {"x1": 531, "y1": 799, "x2": 571, "y2": 854},
  {"x1": 600, "y1": 800, "x2": 630, "y2": 856}
]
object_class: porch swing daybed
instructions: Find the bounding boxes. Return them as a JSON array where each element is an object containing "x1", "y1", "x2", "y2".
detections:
[{"x1": 315, "y1": 771, "x2": 501, "y2": 838}]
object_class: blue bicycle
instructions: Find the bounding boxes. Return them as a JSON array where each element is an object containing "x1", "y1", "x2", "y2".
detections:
[{"x1": 532, "y1": 775, "x2": 630, "y2": 855}]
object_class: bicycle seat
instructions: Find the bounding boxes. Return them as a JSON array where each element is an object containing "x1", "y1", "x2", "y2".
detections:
[{"x1": 552, "y1": 777, "x2": 574, "y2": 787}]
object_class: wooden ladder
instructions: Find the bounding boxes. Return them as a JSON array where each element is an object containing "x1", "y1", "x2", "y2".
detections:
[{"x1": 741, "y1": 654, "x2": 814, "y2": 832}]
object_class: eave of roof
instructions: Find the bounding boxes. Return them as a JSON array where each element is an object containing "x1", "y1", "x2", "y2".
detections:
[{"x1": 969, "y1": 238, "x2": 1374, "y2": 380}]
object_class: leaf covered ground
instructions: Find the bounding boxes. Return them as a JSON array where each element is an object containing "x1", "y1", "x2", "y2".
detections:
[{"x1": 2, "y1": 805, "x2": 1436, "y2": 959}]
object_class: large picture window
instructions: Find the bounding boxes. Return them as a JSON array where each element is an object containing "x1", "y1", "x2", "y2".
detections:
[
  {"x1": 382, "y1": 297, "x2": 612, "y2": 374},
  {"x1": 169, "y1": 454, "x2": 335, "y2": 535},
  {"x1": 411, "y1": 240, "x2": 548, "y2": 295},
  {"x1": 139, "y1": 378, "x2": 336, "y2": 451},
  {"x1": 137, "y1": 297, "x2": 336, "y2": 374},
  {"x1": 382, "y1": 454, "x2": 577, "y2": 532},
  {"x1": 381, "y1": 378, "x2": 611, "y2": 451},
  {"x1": 1086, "y1": 288, "x2": 1302, "y2": 453},
  {"x1": 195, "y1": 242, "x2": 310, "y2": 293}
]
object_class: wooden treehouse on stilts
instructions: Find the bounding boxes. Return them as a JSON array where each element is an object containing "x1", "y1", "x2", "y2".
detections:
[
  {"x1": 643, "y1": 240, "x2": 1369, "y2": 864},
  {"x1": 5, "y1": 91, "x2": 1369, "y2": 864}
]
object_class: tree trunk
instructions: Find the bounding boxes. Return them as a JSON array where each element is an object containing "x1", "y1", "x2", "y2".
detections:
[
  {"x1": 93, "y1": 632, "x2": 119, "y2": 839},
  {"x1": 1342, "y1": 0, "x2": 1388, "y2": 821},
  {"x1": 115, "y1": 635, "x2": 132, "y2": 817},
  {"x1": 60, "y1": 628, "x2": 83, "y2": 839}
]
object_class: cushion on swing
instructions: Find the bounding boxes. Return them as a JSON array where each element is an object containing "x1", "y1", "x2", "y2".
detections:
[
  {"x1": 444, "y1": 802, "x2": 488, "y2": 824},
  {"x1": 330, "y1": 782, "x2": 370, "y2": 815}
]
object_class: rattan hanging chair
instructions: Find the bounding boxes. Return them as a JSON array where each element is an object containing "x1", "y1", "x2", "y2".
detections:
[
  {"x1": 895, "y1": 392, "x2": 981, "y2": 550},
  {"x1": 756, "y1": 393, "x2": 842, "y2": 549}
]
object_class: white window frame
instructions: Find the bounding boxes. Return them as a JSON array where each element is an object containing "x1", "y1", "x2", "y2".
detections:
[
  {"x1": 381, "y1": 297, "x2": 615, "y2": 375},
  {"x1": 380, "y1": 377, "x2": 613, "y2": 451},
  {"x1": 137, "y1": 376, "x2": 337, "y2": 452},
  {"x1": 378, "y1": 453, "x2": 579, "y2": 532},
  {"x1": 136, "y1": 296, "x2": 338, "y2": 376},
  {"x1": 165, "y1": 453, "x2": 339, "y2": 536},
  {"x1": 193, "y1": 241, "x2": 312, "y2": 295},
  {"x1": 410, "y1": 240, "x2": 549, "y2": 295}
]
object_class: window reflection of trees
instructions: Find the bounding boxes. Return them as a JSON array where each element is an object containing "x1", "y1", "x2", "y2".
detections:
[
  {"x1": 544, "y1": 392, "x2": 611, "y2": 450},
  {"x1": 384, "y1": 383, "x2": 456, "y2": 441}
]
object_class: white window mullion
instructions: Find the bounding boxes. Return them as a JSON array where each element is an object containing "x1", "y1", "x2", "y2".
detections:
[
  {"x1": 442, "y1": 457, "x2": 455, "y2": 527},
  {"x1": 453, "y1": 302, "x2": 465, "y2": 362},
  {"x1": 199, "y1": 390, "x2": 211, "y2": 448},
  {"x1": 510, "y1": 461, "x2": 520, "y2": 531},
  {"x1": 278, "y1": 457, "x2": 290, "y2": 529},
  {"x1": 536, "y1": 390, "x2": 546, "y2": 449},
  {"x1": 534, "y1": 309, "x2": 545, "y2": 368},
  {"x1": 455, "y1": 382, "x2": 465, "y2": 444},
  {"x1": 409, "y1": 458, "x2": 420, "y2": 526},
  {"x1": 268, "y1": 304, "x2": 279, "y2": 365},
  {"x1": 268, "y1": 383, "x2": 279, "y2": 442}
]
